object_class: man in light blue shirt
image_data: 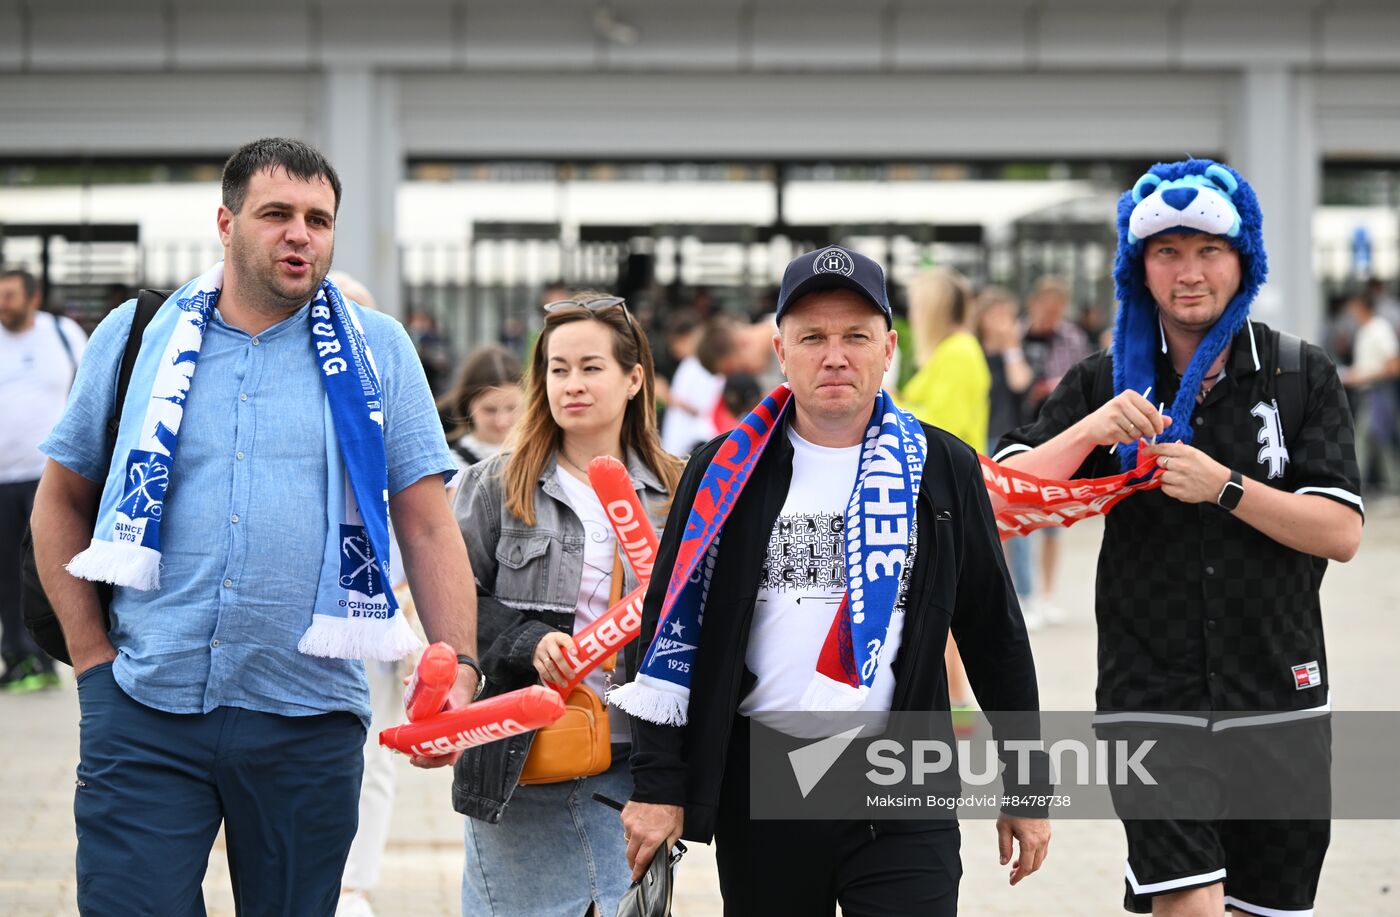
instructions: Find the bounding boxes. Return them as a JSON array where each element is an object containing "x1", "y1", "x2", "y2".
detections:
[{"x1": 31, "y1": 138, "x2": 479, "y2": 915}]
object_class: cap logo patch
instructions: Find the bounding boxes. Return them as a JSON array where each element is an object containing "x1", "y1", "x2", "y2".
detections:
[{"x1": 813, "y1": 247, "x2": 855, "y2": 277}]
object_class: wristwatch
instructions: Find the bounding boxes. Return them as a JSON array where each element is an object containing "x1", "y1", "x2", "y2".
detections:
[
  {"x1": 1216, "y1": 470, "x2": 1244, "y2": 512},
  {"x1": 456, "y1": 654, "x2": 487, "y2": 700}
]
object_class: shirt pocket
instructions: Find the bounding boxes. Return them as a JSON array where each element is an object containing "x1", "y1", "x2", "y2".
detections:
[
  {"x1": 493, "y1": 531, "x2": 560, "y2": 606},
  {"x1": 914, "y1": 501, "x2": 958, "y2": 618}
]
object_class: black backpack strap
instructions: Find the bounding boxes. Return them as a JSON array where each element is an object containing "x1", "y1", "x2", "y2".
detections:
[
  {"x1": 105, "y1": 289, "x2": 168, "y2": 444},
  {"x1": 1272, "y1": 330, "x2": 1306, "y2": 444},
  {"x1": 1276, "y1": 330, "x2": 1303, "y2": 373},
  {"x1": 450, "y1": 440, "x2": 481, "y2": 467}
]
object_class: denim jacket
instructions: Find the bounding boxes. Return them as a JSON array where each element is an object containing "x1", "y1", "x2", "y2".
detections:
[{"x1": 450, "y1": 449, "x2": 670, "y2": 823}]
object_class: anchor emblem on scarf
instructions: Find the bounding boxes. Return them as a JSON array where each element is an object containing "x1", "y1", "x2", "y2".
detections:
[
  {"x1": 338, "y1": 524, "x2": 384, "y2": 596},
  {"x1": 116, "y1": 451, "x2": 171, "y2": 521}
]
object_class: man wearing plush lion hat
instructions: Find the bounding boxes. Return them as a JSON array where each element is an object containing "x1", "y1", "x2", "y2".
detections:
[{"x1": 994, "y1": 159, "x2": 1363, "y2": 916}]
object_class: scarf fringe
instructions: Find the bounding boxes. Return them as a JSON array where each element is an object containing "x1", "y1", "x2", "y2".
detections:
[
  {"x1": 608, "y1": 677, "x2": 689, "y2": 726},
  {"x1": 298, "y1": 612, "x2": 421, "y2": 662},
  {"x1": 67, "y1": 539, "x2": 161, "y2": 590},
  {"x1": 800, "y1": 674, "x2": 869, "y2": 713}
]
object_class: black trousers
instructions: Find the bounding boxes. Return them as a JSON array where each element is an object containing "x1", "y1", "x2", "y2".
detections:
[
  {"x1": 713, "y1": 716, "x2": 962, "y2": 917},
  {"x1": 0, "y1": 479, "x2": 43, "y2": 662}
]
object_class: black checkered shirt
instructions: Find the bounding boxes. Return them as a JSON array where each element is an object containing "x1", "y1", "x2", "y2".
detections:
[{"x1": 996, "y1": 321, "x2": 1362, "y2": 723}]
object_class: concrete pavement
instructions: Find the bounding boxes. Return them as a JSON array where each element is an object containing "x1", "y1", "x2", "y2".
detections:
[{"x1": 3, "y1": 502, "x2": 1398, "y2": 915}]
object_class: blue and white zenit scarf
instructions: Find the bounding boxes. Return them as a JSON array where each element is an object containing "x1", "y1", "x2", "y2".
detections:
[
  {"x1": 66, "y1": 261, "x2": 419, "y2": 660},
  {"x1": 610, "y1": 384, "x2": 926, "y2": 726}
]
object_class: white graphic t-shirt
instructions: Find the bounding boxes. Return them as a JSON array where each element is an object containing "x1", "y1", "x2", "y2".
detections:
[
  {"x1": 739, "y1": 426, "x2": 906, "y2": 718},
  {"x1": 554, "y1": 466, "x2": 631, "y2": 742}
]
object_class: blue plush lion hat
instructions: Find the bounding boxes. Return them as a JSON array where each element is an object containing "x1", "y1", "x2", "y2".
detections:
[{"x1": 1111, "y1": 158, "x2": 1268, "y2": 470}]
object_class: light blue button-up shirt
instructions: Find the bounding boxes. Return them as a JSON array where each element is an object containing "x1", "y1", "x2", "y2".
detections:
[{"x1": 42, "y1": 298, "x2": 455, "y2": 727}]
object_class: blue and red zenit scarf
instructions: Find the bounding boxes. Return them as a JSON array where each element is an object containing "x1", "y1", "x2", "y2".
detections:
[{"x1": 609, "y1": 383, "x2": 926, "y2": 726}]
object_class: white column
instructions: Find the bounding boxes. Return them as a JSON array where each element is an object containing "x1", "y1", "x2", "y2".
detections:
[
  {"x1": 319, "y1": 67, "x2": 403, "y2": 318},
  {"x1": 1229, "y1": 65, "x2": 1320, "y2": 339}
]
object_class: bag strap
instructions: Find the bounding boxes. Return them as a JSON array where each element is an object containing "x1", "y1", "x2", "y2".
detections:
[
  {"x1": 105, "y1": 290, "x2": 166, "y2": 444},
  {"x1": 1276, "y1": 329, "x2": 1303, "y2": 374},
  {"x1": 603, "y1": 550, "x2": 624, "y2": 675},
  {"x1": 449, "y1": 439, "x2": 479, "y2": 466},
  {"x1": 1272, "y1": 329, "x2": 1306, "y2": 444}
]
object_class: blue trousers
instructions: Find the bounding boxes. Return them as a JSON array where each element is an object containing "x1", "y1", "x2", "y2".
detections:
[{"x1": 74, "y1": 662, "x2": 365, "y2": 916}]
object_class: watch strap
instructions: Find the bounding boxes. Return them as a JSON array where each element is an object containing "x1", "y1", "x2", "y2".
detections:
[
  {"x1": 1217, "y1": 470, "x2": 1245, "y2": 511},
  {"x1": 455, "y1": 654, "x2": 487, "y2": 699}
]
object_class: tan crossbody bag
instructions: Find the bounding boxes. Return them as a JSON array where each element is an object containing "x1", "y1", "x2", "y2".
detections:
[{"x1": 518, "y1": 551, "x2": 622, "y2": 785}]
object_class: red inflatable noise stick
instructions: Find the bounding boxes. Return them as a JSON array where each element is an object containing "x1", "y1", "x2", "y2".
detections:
[
  {"x1": 379, "y1": 685, "x2": 566, "y2": 758},
  {"x1": 587, "y1": 455, "x2": 660, "y2": 582},
  {"x1": 527, "y1": 456, "x2": 658, "y2": 697},
  {"x1": 553, "y1": 585, "x2": 646, "y2": 696},
  {"x1": 383, "y1": 458, "x2": 659, "y2": 758},
  {"x1": 404, "y1": 641, "x2": 458, "y2": 722}
]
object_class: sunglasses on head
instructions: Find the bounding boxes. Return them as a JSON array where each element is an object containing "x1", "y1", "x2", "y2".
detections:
[
  {"x1": 542, "y1": 296, "x2": 643, "y2": 350},
  {"x1": 542, "y1": 296, "x2": 628, "y2": 315}
]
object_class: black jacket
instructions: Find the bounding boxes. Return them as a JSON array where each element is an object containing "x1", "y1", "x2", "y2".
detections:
[{"x1": 628, "y1": 416, "x2": 1048, "y2": 842}]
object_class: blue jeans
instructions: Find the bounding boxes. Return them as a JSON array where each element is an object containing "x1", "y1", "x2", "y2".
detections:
[
  {"x1": 462, "y1": 751, "x2": 633, "y2": 917},
  {"x1": 74, "y1": 662, "x2": 365, "y2": 916},
  {"x1": 988, "y1": 439, "x2": 1035, "y2": 600}
]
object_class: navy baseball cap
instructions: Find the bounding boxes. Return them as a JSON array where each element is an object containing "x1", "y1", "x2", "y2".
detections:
[{"x1": 775, "y1": 245, "x2": 892, "y2": 327}]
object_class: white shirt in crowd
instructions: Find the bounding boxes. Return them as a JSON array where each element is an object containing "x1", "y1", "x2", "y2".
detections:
[
  {"x1": 1352, "y1": 314, "x2": 1399, "y2": 385},
  {"x1": 660, "y1": 356, "x2": 724, "y2": 456},
  {"x1": 0, "y1": 312, "x2": 86, "y2": 483},
  {"x1": 739, "y1": 427, "x2": 905, "y2": 721},
  {"x1": 554, "y1": 466, "x2": 632, "y2": 743}
]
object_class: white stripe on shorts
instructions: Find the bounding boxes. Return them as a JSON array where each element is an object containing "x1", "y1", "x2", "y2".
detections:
[
  {"x1": 1126, "y1": 861, "x2": 1227, "y2": 895},
  {"x1": 1223, "y1": 894, "x2": 1314, "y2": 917}
]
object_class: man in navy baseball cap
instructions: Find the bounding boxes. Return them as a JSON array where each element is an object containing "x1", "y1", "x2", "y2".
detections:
[
  {"x1": 775, "y1": 244, "x2": 893, "y2": 328},
  {"x1": 619, "y1": 235, "x2": 1052, "y2": 914}
]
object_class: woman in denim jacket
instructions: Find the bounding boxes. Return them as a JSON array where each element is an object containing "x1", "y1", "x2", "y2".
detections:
[{"x1": 451, "y1": 293, "x2": 681, "y2": 917}]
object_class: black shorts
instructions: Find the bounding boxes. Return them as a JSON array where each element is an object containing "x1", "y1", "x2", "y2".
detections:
[
  {"x1": 1103, "y1": 719, "x2": 1331, "y2": 915},
  {"x1": 1121, "y1": 817, "x2": 1329, "y2": 915}
]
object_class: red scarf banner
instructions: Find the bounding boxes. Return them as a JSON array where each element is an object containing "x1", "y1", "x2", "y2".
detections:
[{"x1": 980, "y1": 450, "x2": 1162, "y2": 540}]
